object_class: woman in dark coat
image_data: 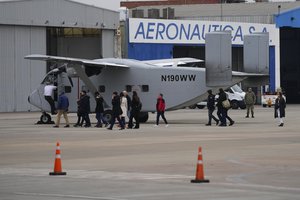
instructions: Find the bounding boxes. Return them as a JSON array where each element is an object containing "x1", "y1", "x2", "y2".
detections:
[
  {"x1": 128, "y1": 91, "x2": 142, "y2": 129},
  {"x1": 274, "y1": 92, "x2": 286, "y2": 127}
]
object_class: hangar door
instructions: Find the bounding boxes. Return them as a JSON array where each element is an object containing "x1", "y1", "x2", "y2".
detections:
[
  {"x1": 280, "y1": 27, "x2": 300, "y2": 104},
  {"x1": 47, "y1": 28, "x2": 102, "y2": 60}
]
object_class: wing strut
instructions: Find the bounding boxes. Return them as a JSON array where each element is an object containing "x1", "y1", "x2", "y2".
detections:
[{"x1": 72, "y1": 65, "x2": 98, "y2": 96}]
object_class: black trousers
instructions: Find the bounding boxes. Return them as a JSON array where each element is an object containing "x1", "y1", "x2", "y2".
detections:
[{"x1": 44, "y1": 95, "x2": 56, "y2": 114}]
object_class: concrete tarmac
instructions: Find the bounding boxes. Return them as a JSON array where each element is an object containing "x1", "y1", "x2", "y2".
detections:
[{"x1": 0, "y1": 105, "x2": 300, "y2": 200}]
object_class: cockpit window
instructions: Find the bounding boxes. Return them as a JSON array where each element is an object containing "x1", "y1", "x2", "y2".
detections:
[{"x1": 42, "y1": 73, "x2": 57, "y2": 84}]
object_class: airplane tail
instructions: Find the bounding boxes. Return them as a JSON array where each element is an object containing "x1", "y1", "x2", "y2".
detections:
[
  {"x1": 205, "y1": 31, "x2": 270, "y2": 88},
  {"x1": 205, "y1": 31, "x2": 232, "y2": 88}
]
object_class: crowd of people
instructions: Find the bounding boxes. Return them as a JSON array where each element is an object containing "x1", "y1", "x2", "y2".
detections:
[
  {"x1": 205, "y1": 87, "x2": 286, "y2": 127},
  {"x1": 45, "y1": 83, "x2": 145, "y2": 129},
  {"x1": 45, "y1": 83, "x2": 286, "y2": 129}
]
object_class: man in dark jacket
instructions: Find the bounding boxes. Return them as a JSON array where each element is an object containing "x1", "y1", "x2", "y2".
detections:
[
  {"x1": 79, "y1": 90, "x2": 91, "y2": 127},
  {"x1": 107, "y1": 91, "x2": 125, "y2": 130},
  {"x1": 95, "y1": 91, "x2": 107, "y2": 127},
  {"x1": 53, "y1": 91, "x2": 70, "y2": 128},
  {"x1": 217, "y1": 88, "x2": 234, "y2": 126},
  {"x1": 217, "y1": 88, "x2": 229, "y2": 126},
  {"x1": 206, "y1": 90, "x2": 219, "y2": 126}
]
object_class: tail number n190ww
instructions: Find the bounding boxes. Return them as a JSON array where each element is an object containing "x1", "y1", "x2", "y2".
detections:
[{"x1": 161, "y1": 74, "x2": 196, "y2": 82}]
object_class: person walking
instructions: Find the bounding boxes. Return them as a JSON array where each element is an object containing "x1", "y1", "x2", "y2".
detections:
[
  {"x1": 244, "y1": 87, "x2": 256, "y2": 118},
  {"x1": 128, "y1": 91, "x2": 142, "y2": 129},
  {"x1": 274, "y1": 92, "x2": 286, "y2": 127},
  {"x1": 53, "y1": 91, "x2": 70, "y2": 128},
  {"x1": 94, "y1": 91, "x2": 107, "y2": 128},
  {"x1": 155, "y1": 93, "x2": 168, "y2": 127},
  {"x1": 217, "y1": 88, "x2": 234, "y2": 126},
  {"x1": 205, "y1": 89, "x2": 219, "y2": 126},
  {"x1": 107, "y1": 91, "x2": 125, "y2": 130},
  {"x1": 79, "y1": 90, "x2": 91, "y2": 127},
  {"x1": 120, "y1": 91, "x2": 128, "y2": 127},
  {"x1": 74, "y1": 92, "x2": 85, "y2": 127},
  {"x1": 44, "y1": 82, "x2": 57, "y2": 115}
]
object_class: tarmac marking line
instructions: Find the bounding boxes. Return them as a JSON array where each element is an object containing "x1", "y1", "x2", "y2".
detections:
[{"x1": 15, "y1": 192, "x2": 129, "y2": 200}]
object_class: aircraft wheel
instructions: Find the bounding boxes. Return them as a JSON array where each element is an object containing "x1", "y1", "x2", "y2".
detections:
[
  {"x1": 139, "y1": 112, "x2": 149, "y2": 123},
  {"x1": 230, "y1": 100, "x2": 239, "y2": 109},
  {"x1": 239, "y1": 102, "x2": 246, "y2": 109},
  {"x1": 40, "y1": 113, "x2": 51, "y2": 124},
  {"x1": 196, "y1": 105, "x2": 205, "y2": 109},
  {"x1": 189, "y1": 104, "x2": 197, "y2": 109},
  {"x1": 103, "y1": 110, "x2": 113, "y2": 123}
]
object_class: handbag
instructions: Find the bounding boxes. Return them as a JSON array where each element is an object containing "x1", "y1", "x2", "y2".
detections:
[{"x1": 222, "y1": 99, "x2": 231, "y2": 109}]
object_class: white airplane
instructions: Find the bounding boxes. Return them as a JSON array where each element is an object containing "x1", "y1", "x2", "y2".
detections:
[{"x1": 25, "y1": 54, "x2": 267, "y2": 124}]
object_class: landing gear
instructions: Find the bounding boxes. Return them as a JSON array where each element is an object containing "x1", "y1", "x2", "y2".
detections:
[
  {"x1": 36, "y1": 112, "x2": 55, "y2": 124},
  {"x1": 103, "y1": 110, "x2": 113, "y2": 123},
  {"x1": 139, "y1": 112, "x2": 149, "y2": 123}
]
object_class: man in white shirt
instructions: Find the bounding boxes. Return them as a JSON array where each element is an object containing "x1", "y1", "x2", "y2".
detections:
[{"x1": 44, "y1": 82, "x2": 57, "y2": 115}]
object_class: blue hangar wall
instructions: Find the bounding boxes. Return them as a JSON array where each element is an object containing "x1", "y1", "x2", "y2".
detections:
[
  {"x1": 275, "y1": 7, "x2": 300, "y2": 103},
  {"x1": 127, "y1": 18, "x2": 280, "y2": 92}
]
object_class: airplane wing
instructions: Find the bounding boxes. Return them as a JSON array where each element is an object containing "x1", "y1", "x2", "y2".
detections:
[
  {"x1": 143, "y1": 57, "x2": 204, "y2": 67},
  {"x1": 24, "y1": 54, "x2": 129, "y2": 68}
]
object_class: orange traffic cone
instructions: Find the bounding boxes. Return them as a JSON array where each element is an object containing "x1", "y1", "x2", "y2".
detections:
[
  {"x1": 49, "y1": 142, "x2": 66, "y2": 175},
  {"x1": 191, "y1": 147, "x2": 209, "y2": 183}
]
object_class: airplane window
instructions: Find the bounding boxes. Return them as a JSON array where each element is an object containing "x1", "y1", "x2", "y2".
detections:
[
  {"x1": 141, "y1": 85, "x2": 149, "y2": 92},
  {"x1": 65, "y1": 86, "x2": 72, "y2": 93},
  {"x1": 99, "y1": 85, "x2": 105, "y2": 93},
  {"x1": 126, "y1": 85, "x2": 132, "y2": 92}
]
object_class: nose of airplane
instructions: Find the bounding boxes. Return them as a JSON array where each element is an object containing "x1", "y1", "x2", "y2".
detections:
[{"x1": 28, "y1": 88, "x2": 43, "y2": 110}]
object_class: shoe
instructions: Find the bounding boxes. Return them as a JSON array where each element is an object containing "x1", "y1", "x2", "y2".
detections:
[
  {"x1": 279, "y1": 123, "x2": 284, "y2": 127},
  {"x1": 107, "y1": 127, "x2": 112, "y2": 130},
  {"x1": 64, "y1": 125, "x2": 70, "y2": 128},
  {"x1": 119, "y1": 127, "x2": 125, "y2": 130},
  {"x1": 229, "y1": 121, "x2": 235, "y2": 126},
  {"x1": 216, "y1": 120, "x2": 219, "y2": 125},
  {"x1": 252, "y1": 116, "x2": 254, "y2": 118},
  {"x1": 165, "y1": 124, "x2": 169, "y2": 127},
  {"x1": 127, "y1": 126, "x2": 133, "y2": 129},
  {"x1": 84, "y1": 124, "x2": 91, "y2": 128},
  {"x1": 53, "y1": 125, "x2": 59, "y2": 128},
  {"x1": 73, "y1": 124, "x2": 79, "y2": 127},
  {"x1": 219, "y1": 124, "x2": 227, "y2": 127},
  {"x1": 205, "y1": 123, "x2": 211, "y2": 126},
  {"x1": 133, "y1": 127, "x2": 139, "y2": 129},
  {"x1": 154, "y1": 124, "x2": 158, "y2": 127},
  {"x1": 245, "y1": 116, "x2": 249, "y2": 118}
]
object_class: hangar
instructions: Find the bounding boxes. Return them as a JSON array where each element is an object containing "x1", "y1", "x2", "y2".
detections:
[
  {"x1": 122, "y1": 1, "x2": 300, "y2": 103},
  {"x1": 0, "y1": 0, "x2": 119, "y2": 112}
]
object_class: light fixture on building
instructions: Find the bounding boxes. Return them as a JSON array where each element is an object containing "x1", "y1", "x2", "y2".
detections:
[{"x1": 45, "y1": 20, "x2": 49, "y2": 24}]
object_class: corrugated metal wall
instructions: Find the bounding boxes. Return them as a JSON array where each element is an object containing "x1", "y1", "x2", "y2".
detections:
[
  {"x1": 0, "y1": 25, "x2": 46, "y2": 112},
  {"x1": 0, "y1": 0, "x2": 119, "y2": 30},
  {"x1": 102, "y1": 30, "x2": 115, "y2": 58}
]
